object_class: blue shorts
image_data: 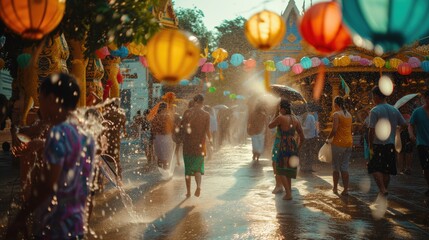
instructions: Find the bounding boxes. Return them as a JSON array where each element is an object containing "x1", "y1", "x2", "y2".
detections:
[{"x1": 331, "y1": 145, "x2": 352, "y2": 172}]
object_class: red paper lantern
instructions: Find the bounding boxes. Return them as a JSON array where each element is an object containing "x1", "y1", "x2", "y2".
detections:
[
  {"x1": 299, "y1": 2, "x2": 352, "y2": 54},
  {"x1": 398, "y1": 63, "x2": 412, "y2": 75},
  {"x1": 292, "y1": 63, "x2": 303, "y2": 74},
  {"x1": 243, "y1": 58, "x2": 257, "y2": 70}
]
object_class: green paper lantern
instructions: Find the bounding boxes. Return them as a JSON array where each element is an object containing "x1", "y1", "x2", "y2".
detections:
[
  {"x1": 17, "y1": 53, "x2": 32, "y2": 68},
  {"x1": 208, "y1": 86, "x2": 216, "y2": 93},
  {"x1": 229, "y1": 93, "x2": 237, "y2": 99}
]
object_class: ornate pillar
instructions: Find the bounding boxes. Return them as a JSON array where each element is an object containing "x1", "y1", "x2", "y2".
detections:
[{"x1": 86, "y1": 58, "x2": 104, "y2": 106}]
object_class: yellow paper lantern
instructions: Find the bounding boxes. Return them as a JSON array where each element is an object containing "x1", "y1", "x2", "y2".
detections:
[
  {"x1": 127, "y1": 42, "x2": 147, "y2": 56},
  {"x1": 0, "y1": 0, "x2": 65, "y2": 40},
  {"x1": 333, "y1": 57, "x2": 340, "y2": 67},
  {"x1": 373, "y1": 57, "x2": 385, "y2": 68},
  {"x1": 245, "y1": 10, "x2": 286, "y2": 50},
  {"x1": 339, "y1": 55, "x2": 351, "y2": 66},
  {"x1": 146, "y1": 29, "x2": 200, "y2": 83},
  {"x1": 212, "y1": 48, "x2": 228, "y2": 64},
  {"x1": 389, "y1": 58, "x2": 403, "y2": 69}
]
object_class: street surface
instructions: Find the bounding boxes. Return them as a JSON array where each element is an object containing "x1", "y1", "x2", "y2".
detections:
[{"x1": 85, "y1": 140, "x2": 429, "y2": 240}]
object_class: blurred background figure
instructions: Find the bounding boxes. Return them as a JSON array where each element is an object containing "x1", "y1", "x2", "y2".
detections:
[
  {"x1": 247, "y1": 102, "x2": 267, "y2": 161},
  {"x1": 298, "y1": 104, "x2": 318, "y2": 172}
]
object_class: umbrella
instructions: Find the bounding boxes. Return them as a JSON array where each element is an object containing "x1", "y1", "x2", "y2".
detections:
[
  {"x1": 270, "y1": 84, "x2": 306, "y2": 103},
  {"x1": 213, "y1": 104, "x2": 229, "y2": 110},
  {"x1": 394, "y1": 93, "x2": 420, "y2": 109}
]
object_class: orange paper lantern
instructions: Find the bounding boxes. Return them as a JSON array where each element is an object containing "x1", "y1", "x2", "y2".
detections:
[
  {"x1": 398, "y1": 63, "x2": 412, "y2": 75},
  {"x1": 299, "y1": 2, "x2": 351, "y2": 54},
  {"x1": 146, "y1": 29, "x2": 200, "y2": 83},
  {"x1": 245, "y1": 10, "x2": 286, "y2": 50},
  {"x1": 0, "y1": 0, "x2": 66, "y2": 40}
]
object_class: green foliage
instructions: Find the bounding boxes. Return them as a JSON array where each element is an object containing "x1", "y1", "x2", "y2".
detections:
[
  {"x1": 175, "y1": 7, "x2": 213, "y2": 51},
  {"x1": 60, "y1": 0, "x2": 160, "y2": 57},
  {"x1": 214, "y1": 17, "x2": 253, "y2": 57}
]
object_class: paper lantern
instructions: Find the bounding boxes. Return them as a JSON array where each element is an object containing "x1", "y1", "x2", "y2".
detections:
[
  {"x1": 292, "y1": 63, "x2": 303, "y2": 74},
  {"x1": 17, "y1": 53, "x2": 32, "y2": 68},
  {"x1": 311, "y1": 57, "x2": 321, "y2": 67},
  {"x1": 218, "y1": 61, "x2": 229, "y2": 69},
  {"x1": 359, "y1": 58, "x2": 371, "y2": 66},
  {"x1": 408, "y1": 57, "x2": 421, "y2": 68},
  {"x1": 208, "y1": 86, "x2": 216, "y2": 93},
  {"x1": 321, "y1": 58, "x2": 330, "y2": 66},
  {"x1": 0, "y1": 58, "x2": 4, "y2": 69},
  {"x1": 223, "y1": 90, "x2": 231, "y2": 96},
  {"x1": 398, "y1": 63, "x2": 412, "y2": 75},
  {"x1": 147, "y1": 29, "x2": 200, "y2": 83},
  {"x1": 342, "y1": 0, "x2": 429, "y2": 52},
  {"x1": 199, "y1": 58, "x2": 207, "y2": 67},
  {"x1": 389, "y1": 58, "x2": 403, "y2": 69},
  {"x1": 385, "y1": 61, "x2": 391, "y2": 69},
  {"x1": 243, "y1": 58, "x2": 257, "y2": 70},
  {"x1": 282, "y1": 57, "x2": 296, "y2": 66},
  {"x1": 95, "y1": 47, "x2": 110, "y2": 60},
  {"x1": 201, "y1": 62, "x2": 215, "y2": 73},
  {"x1": 245, "y1": 10, "x2": 286, "y2": 50},
  {"x1": 127, "y1": 42, "x2": 146, "y2": 56},
  {"x1": 300, "y1": 57, "x2": 312, "y2": 69},
  {"x1": 230, "y1": 53, "x2": 244, "y2": 66},
  {"x1": 179, "y1": 79, "x2": 190, "y2": 86},
  {"x1": 373, "y1": 57, "x2": 385, "y2": 68},
  {"x1": 0, "y1": 0, "x2": 65, "y2": 40},
  {"x1": 110, "y1": 46, "x2": 129, "y2": 58},
  {"x1": 299, "y1": 1, "x2": 351, "y2": 54},
  {"x1": 264, "y1": 60, "x2": 276, "y2": 71},
  {"x1": 229, "y1": 93, "x2": 237, "y2": 99},
  {"x1": 338, "y1": 56, "x2": 351, "y2": 66},
  {"x1": 332, "y1": 58, "x2": 340, "y2": 67},
  {"x1": 212, "y1": 48, "x2": 228, "y2": 64},
  {"x1": 276, "y1": 61, "x2": 290, "y2": 72},
  {"x1": 422, "y1": 61, "x2": 429, "y2": 72},
  {"x1": 350, "y1": 55, "x2": 361, "y2": 62}
]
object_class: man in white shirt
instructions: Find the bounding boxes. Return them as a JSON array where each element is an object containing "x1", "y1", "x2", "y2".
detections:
[{"x1": 299, "y1": 105, "x2": 318, "y2": 172}]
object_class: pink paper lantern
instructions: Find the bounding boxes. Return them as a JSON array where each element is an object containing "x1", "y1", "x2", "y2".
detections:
[
  {"x1": 398, "y1": 62, "x2": 412, "y2": 75},
  {"x1": 292, "y1": 63, "x2": 303, "y2": 74},
  {"x1": 359, "y1": 58, "x2": 371, "y2": 66},
  {"x1": 311, "y1": 57, "x2": 321, "y2": 67},
  {"x1": 408, "y1": 57, "x2": 421, "y2": 68},
  {"x1": 201, "y1": 62, "x2": 215, "y2": 73},
  {"x1": 243, "y1": 58, "x2": 257, "y2": 70},
  {"x1": 139, "y1": 56, "x2": 148, "y2": 67},
  {"x1": 95, "y1": 47, "x2": 110, "y2": 59},
  {"x1": 282, "y1": 57, "x2": 296, "y2": 66},
  {"x1": 199, "y1": 58, "x2": 207, "y2": 67},
  {"x1": 351, "y1": 55, "x2": 361, "y2": 62}
]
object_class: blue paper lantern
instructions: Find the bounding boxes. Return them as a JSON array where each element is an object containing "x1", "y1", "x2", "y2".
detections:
[
  {"x1": 223, "y1": 90, "x2": 231, "y2": 96},
  {"x1": 321, "y1": 57, "x2": 330, "y2": 66},
  {"x1": 179, "y1": 79, "x2": 190, "y2": 85},
  {"x1": 421, "y1": 61, "x2": 429, "y2": 72},
  {"x1": 276, "y1": 61, "x2": 290, "y2": 72},
  {"x1": 236, "y1": 95, "x2": 245, "y2": 100},
  {"x1": 300, "y1": 57, "x2": 312, "y2": 69},
  {"x1": 218, "y1": 61, "x2": 229, "y2": 69},
  {"x1": 342, "y1": 0, "x2": 429, "y2": 52},
  {"x1": 191, "y1": 77, "x2": 201, "y2": 85},
  {"x1": 17, "y1": 53, "x2": 32, "y2": 68},
  {"x1": 230, "y1": 53, "x2": 244, "y2": 66},
  {"x1": 110, "y1": 46, "x2": 129, "y2": 58}
]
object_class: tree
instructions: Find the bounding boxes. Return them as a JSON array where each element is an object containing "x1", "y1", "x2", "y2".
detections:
[
  {"x1": 175, "y1": 7, "x2": 213, "y2": 51},
  {"x1": 214, "y1": 17, "x2": 253, "y2": 57}
]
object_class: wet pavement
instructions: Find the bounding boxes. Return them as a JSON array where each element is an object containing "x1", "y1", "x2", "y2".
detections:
[{"x1": 86, "y1": 140, "x2": 429, "y2": 239}]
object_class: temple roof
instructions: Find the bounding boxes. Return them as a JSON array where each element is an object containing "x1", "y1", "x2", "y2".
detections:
[{"x1": 153, "y1": 0, "x2": 178, "y2": 29}]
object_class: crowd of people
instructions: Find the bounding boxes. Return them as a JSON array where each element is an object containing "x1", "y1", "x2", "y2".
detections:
[{"x1": 4, "y1": 71, "x2": 429, "y2": 239}]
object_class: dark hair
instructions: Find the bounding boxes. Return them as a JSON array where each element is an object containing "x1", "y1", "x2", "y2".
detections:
[
  {"x1": 372, "y1": 86, "x2": 386, "y2": 99},
  {"x1": 334, "y1": 96, "x2": 347, "y2": 114},
  {"x1": 193, "y1": 94, "x2": 204, "y2": 104},
  {"x1": 143, "y1": 109, "x2": 150, "y2": 116},
  {"x1": 39, "y1": 73, "x2": 80, "y2": 110},
  {"x1": 424, "y1": 90, "x2": 429, "y2": 98},
  {"x1": 280, "y1": 98, "x2": 291, "y2": 114},
  {"x1": 136, "y1": 110, "x2": 141, "y2": 115},
  {"x1": 158, "y1": 102, "x2": 168, "y2": 112}
]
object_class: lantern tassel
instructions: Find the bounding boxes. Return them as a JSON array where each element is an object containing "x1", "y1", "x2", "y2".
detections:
[
  {"x1": 264, "y1": 70, "x2": 271, "y2": 92},
  {"x1": 313, "y1": 65, "x2": 325, "y2": 101},
  {"x1": 219, "y1": 69, "x2": 224, "y2": 80}
]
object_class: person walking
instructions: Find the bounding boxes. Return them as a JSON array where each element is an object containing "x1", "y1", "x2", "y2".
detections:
[
  {"x1": 368, "y1": 86, "x2": 406, "y2": 197},
  {"x1": 247, "y1": 103, "x2": 267, "y2": 161},
  {"x1": 150, "y1": 102, "x2": 175, "y2": 169},
  {"x1": 181, "y1": 94, "x2": 211, "y2": 197},
  {"x1": 269, "y1": 98, "x2": 304, "y2": 200},
  {"x1": 409, "y1": 90, "x2": 429, "y2": 196},
  {"x1": 299, "y1": 105, "x2": 318, "y2": 172},
  {"x1": 397, "y1": 105, "x2": 414, "y2": 175},
  {"x1": 326, "y1": 96, "x2": 353, "y2": 196},
  {"x1": 6, "y1": 73, "x2": 95, "y2": 239}
]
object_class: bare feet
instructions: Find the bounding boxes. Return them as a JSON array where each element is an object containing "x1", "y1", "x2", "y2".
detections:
[
  {"x1": 272, "y1": 186, "x2": 283, "y2": 194},
  {"x1": 186, "y1": 193, "x2": 191, "y2": 198},
  {"x1": 194, "y1": 187, "x2": 201, "y2": 197},
  {"x1": 282, "y1": 194, "x2": 292, "y2": 200},
  {"x1": 333, "y1": 188, "x2": 338, "y2": 195}
]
